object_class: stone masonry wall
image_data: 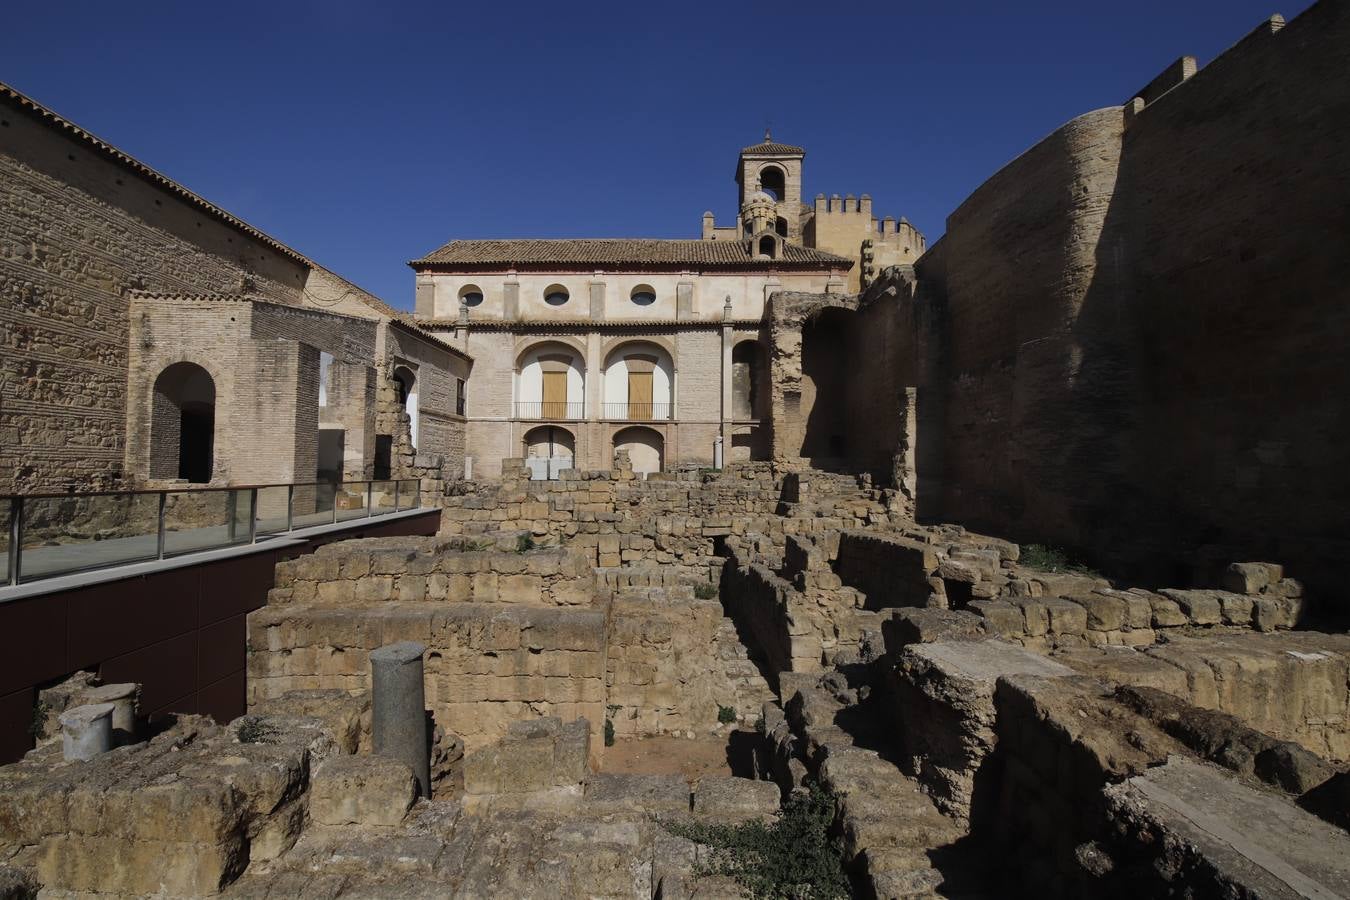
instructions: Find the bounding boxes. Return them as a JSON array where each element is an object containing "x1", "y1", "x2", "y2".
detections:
[
  {"x1": 901, "y1": 3, "x2": 1350, "y2": 605},
  {"x1": 0, "y1": 98, "x2": 307, "y2": 492}
]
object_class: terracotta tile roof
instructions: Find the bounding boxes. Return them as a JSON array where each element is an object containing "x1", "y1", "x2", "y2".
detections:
[
  {"x1": 741, "y1": 140, "x2": 805, "y2": 155},
  {"x1": 410, "y1": 239, "x2": 851, "y2": 271}
]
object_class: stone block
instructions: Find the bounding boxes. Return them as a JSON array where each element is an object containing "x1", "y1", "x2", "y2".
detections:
[
  {"x1": 882, "y1": 609, "x2": 984, "y2": 651},
  {"x1": 462, "y1": 716, "x2": 590, "y2": 796},
  {"x1": 1160, "y1": 589, "x2": 1223, "y2": 626},
  {"x1": 309, "y1": 754, "x2": 417, "y2": 828},
  {"x1": 1042, "y1": 598, "x2": 1088, "y2": 635},
  {"x1": 584, "y1": 773, "x2": 690, "y2": 814},
  {"x1": 1074, "y1": 592, "x2": 1126, "y2": 631},
  {"x1": 498, "y1": 574, "x2": 543, "y2": 604},
  {"x1": 1104, "y1": 756, "x2": 1350, "y2": 898},
  {"x1": 967, "y1": 600, "x2": 1025, "y2": 638},
  {"x1": 1221, "y1": 562, "x2": 1283, "y2": 595},
  {"x1": 693, "y1": 777, "x2": 781, "y2": 823},
  {"x1": 893, "y1": 641, "x2": 1073, "y2": 819}
]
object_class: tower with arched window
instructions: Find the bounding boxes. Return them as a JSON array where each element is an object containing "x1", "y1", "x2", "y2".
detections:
[{"x1": 736, "y1": 132, "x2": 805, "y2": 243}]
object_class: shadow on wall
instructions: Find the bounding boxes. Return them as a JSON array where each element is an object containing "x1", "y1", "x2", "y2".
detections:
[{"x1": 919, "y1": 3, "x2": 1350, "y2": 611}]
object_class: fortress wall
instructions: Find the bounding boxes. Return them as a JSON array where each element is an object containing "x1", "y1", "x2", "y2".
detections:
[
  {"x1": 918, "y1": 105, "x2": 1129, "y2": 553},
  {"x1": 0, "y1": 100, "x2": 308, "y2": 493},
  {"x1": 1111, "y1": 1, "x2": 1350, "y2": 596},
  {"x1": 907, "y1": 0, "x2": 1350, "y2": 601}
]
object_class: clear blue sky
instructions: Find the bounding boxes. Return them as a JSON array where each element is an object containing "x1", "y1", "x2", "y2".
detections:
[{"x1": 8, "y1": 0, "x2": 1313, "y2": 309}]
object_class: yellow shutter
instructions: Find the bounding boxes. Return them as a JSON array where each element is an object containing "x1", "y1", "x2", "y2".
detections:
[
  {"x1": 628, "y1": 371, "x2": 653, "y2": 420},
  {"x1": 542, "y1": 371, "x2": 568, "y2": 418}
]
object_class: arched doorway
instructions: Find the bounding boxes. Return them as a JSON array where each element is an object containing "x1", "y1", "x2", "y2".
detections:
[
  {"x1": 523, "y1": 425, "x2": 575, "y2": 480},
  {"x1": 150, "y1": 362, "x2": 216, "y2": 483},
  {"x1": 614, "y1": 426, "x2": 663, "y2": 477},
  {"x1": 393, "y1": 365, "x2": 418, "y2": 450}
]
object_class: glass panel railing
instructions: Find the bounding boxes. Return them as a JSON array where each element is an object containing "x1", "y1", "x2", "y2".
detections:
[
  {"x1": 2, "y1": 478, "x2": 429, "y2": 588},
  {"x1": 18, "y1": 493, "x2": 160, "y2": 582},
  {"x1": 368, "y1": 480, "x2": 395, "y2": 515},
  {"x1": 163, "y1": 489, "x2": 252, "y2": 557},
  {"x1": 336, "y1": 482, "x2": 370, "y2": 522},
  {"x1": 1, "y1": 499, "x2": 11, "y2": 585},
  {"x1": 292, "y1": 482, "x2": 337, "y2": 530},
  {"x1": 255, "y1": 485, "x2": 290, "y2": 536}
]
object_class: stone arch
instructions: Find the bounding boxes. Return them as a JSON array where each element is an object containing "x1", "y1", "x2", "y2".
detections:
[
  {"x1": 150, "y1": 361, "x2": 216, "y2": 483},
  {"x1": 758, "y1": 165, "x2": 786, "y2": 202},
  {"x1": 516, "y1": 340, "x2": 585, "y2": 419},
  {"x1": 522, "y1": 424, "x2": 575, "y2": 460},
  {"x1": 602, "y1": 340, "x2": 674, "y2": 421},
  {"x1": 393, "y1": 364, "x2": 418, "y2": 449},
  {"x1": 613, "y1": 425, "x2": 664, "y2": 476}
]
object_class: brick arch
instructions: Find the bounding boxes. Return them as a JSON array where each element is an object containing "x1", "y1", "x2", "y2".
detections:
[
  {"x1": 599, "y1": 335, "x2": 677, "y2": 368},
  {"x1": 513, "y1": 335, "x2": 587, "y2": 370}
]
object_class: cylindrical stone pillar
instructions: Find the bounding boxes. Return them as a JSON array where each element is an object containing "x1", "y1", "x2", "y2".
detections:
[
  {"x1": 82, "y1": 683, "x2": 138, "y2": 746},
  {"x1": 370, "y1": 640, "x2": 430, "y2": 797},
  {"x1": 60, "y1": 702, "x2": 114, "y2": 762}
]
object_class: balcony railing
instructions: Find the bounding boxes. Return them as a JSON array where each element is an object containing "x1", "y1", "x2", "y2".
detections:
[
  {"x1": 3, "y1": 479, "x2": 422, "y2": 587},
  {"x1": 514, "y1": 401, "x2": 584, "y2": 420},
  {"x1": 603, "y1": 402, "x2": 673, "y2": 421}
]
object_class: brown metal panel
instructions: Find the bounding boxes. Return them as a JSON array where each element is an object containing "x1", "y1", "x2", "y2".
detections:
[
  {"x1": 100, "y1": 631, "x2": 197, "y2": 715},
  {"x1": 196, "y1": 668, "x2": 246, "y2": 725},
  {"x1": 0, "y1": 686, "x2": 36, "y2": 764},
  {"x1": 198, "y1": 613, "x2": 244, "y2": 687},
  {"x1": 0, "y1": 594, "x2": 69, "y2": 695},
  {"x1": 199, "y1": 551, "x2": 277, "y2": 626},
  {"x1": 66, "y1": 567, "x2": 200, "y2": 670}
]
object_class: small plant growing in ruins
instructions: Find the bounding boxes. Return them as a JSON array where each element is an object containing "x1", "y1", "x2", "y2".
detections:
[
  {"x1": 694, "y1": 582, "x2": 719, "y2": 600},
  {"x1": 1020, "y1": 543, "x2": 1100, "y2": 577},
  {"x1": 515, "y1": 534, "x2": 536, "y2": 553},
  {"x1": 29, "y1": 698, "x2": 51, "y2": 739},
  {"x1": 235, "y1": 716, "x2": 280, "y2": 744},
  {"x1": 717, "y1": 704, "x2": 737, "y2": 725},
  {"x1": 660, "y1": 782, "x2": 849, "y2": 899}
]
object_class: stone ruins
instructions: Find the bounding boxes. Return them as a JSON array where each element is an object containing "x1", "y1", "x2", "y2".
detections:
[{"x1": 2, "y1": 1, "x2": 1350, "y2": 898}]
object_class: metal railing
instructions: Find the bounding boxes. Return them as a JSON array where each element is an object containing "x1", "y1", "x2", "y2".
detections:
[
  {"x1": 3, "y1": 478, "x2": 422, "y2": 587},
  {"x1": 602, "y1": 402, "x2": 673, "y2": 421},
  {"x1": 514, "y1": 401, "x2": 585, "y2": 420}
]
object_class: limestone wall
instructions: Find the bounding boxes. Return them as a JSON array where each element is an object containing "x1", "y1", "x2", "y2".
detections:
[
  {"x1": 902, "y1": 3, "x2": 1350, "y2": 602},
  {"x1": 267, "y1": 537, "x2": 598, "y2": 607}
]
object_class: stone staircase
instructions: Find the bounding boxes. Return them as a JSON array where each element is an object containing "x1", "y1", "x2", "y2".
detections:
[{"x1": 778, "y1": 675, "x2": 996, "y2": 899}]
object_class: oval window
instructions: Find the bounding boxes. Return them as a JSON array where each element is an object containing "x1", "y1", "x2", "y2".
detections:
[
  {"x1": 544, "y1": 285, "x2": 570, "y2": 306},
  {"x1": 631, "y1": 286, "x2": 656, "y2": 306},
  {"x1": 458, "y1": 284, "x2": 484, "y2": 307}
]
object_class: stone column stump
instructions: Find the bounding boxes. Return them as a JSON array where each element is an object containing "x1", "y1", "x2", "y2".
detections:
[
  {"x1": 370, "y1": 640, "x2": 431, "y2": 797},
  {"x1": 59, "y1": 702, "x2": 114, "y2": 761}
]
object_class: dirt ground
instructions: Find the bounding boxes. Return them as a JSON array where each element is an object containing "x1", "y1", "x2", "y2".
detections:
[{"x1": 599, "y1": 729, "x2": 758, "y2": 783}]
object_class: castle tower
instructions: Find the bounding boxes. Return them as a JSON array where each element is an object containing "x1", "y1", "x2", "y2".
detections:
[{"x1": 736, "y1": 131, "x2": 805, "y2": 243}]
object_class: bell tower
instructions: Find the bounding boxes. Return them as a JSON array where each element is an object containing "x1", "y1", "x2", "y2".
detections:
[{"x1": 736, "y1": 131, "x2": 805, "y2": 243}]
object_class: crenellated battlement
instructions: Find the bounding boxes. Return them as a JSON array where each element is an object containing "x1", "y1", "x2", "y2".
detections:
[{"x1": 1126, "y1": 12, "x2": 1289, "y2": 117}]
